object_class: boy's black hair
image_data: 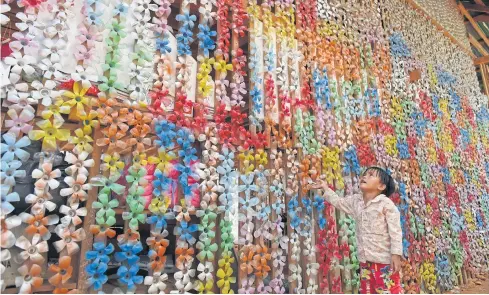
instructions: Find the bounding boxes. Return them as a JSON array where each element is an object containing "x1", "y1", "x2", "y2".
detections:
[{"x1": 363, "y1": 166, "x2": 396, "y2": 197}]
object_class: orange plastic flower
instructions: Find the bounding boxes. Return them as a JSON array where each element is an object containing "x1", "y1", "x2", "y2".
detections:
[
  {"x1": 146, "y1": 230, "x2": 170, "y2": 249},
  {"x1": 149, "y1": 245, "x2": 168, "y2": 272},
  {"x1": 49, "y1": 256, "x2": 73, "y2": 286},
  {"x1": 21, "y1": 212, "x2": 59, "y2": 240},
  {"x1": 175, "y1": 244, "x2": 195, "y2": 269},
  {"x1": 240, "y1": 247, "x2": 255, "y2": 275},
  {"x1": 90, "y1": 223, "x2": 117, "y2": 240},
  {"x1": 252, "y1": 245, "x2": 271, "y2": 278},
  {"x1": 117, "y1": 229, "x2": 141, "y2": 244},
  {"x1": 92, "y1": 94, "x2": 119, "y2": 120},
  {"x1": 101, "y1": 110, "x2": 129, "y2": 135},
  {"x1": 17, "y1": 264, "x2": 43, "y2": 293},
  {"x1": 96, "y1": 128, "x2": 127, "y2": 151}
]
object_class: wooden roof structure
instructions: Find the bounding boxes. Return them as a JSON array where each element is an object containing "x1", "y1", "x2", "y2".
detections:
[{"x1": 458, "y1": 0, "x2": 489, "y2": 94}]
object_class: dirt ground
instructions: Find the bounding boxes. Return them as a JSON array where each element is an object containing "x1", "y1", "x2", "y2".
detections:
[{"x1": 450, "y1": 273, "x2": 489, "y2": 294}]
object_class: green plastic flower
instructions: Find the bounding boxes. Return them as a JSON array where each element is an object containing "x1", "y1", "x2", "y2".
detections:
[
  {"x1": 126, "y1": 166, "x2": 147, "y2": 187},
  {"x1": 196, "y1": 239, "x2": 218, "y2": 262},
  {"x1": 93, "y1": 193, "x2": 119, "y2": 218},
  {"x1": 91, "y1": 174, "x2": 125, "y2": 195},
  {"x1": 123, "y1": 202, "x2": 146, "y2": 230}
]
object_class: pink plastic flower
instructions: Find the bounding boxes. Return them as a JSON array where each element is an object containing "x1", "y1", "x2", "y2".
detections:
[
  {"x1": 4, "y1": 108, "x2": 34, "y2": 136},
  {"x1": 76, "y1": 24, "x2": 103, "y2": 47}
]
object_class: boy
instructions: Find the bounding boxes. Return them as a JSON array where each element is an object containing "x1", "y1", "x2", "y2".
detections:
[{"x1": 307, "y1": 167, "x2": 403, "y2": 294}]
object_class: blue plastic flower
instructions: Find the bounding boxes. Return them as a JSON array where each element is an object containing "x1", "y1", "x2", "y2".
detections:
[
  {"x1": 302, "y1": 198, "x2": 312, "y2": 214},
  {"x1": 155, "y1": 120, "x2": 176, "y2": 148},
  {"x1": 153, "y1": 169, "x2": 171, "y2": 196},
  {"x1": 115, "y1": 242, "x2": 143, "y2": 264},
  {"x1": 313, "y1": 195, "x2": 325, "y2": 212},
  {"x1": 176, "y1": 129, "x2": 195, "y2": 149},
  {"x1": 174, "y1": 221, "x2": 198, "y2": 245},
  {"x1": 318, "y1": 217, "x2": 327, "y2": 230},
  {"x1": 271, "y1": 198, "x2": 285, "y2": 215},
  {"x1": 117, "y1": 264, "x2": 143, "y2": 290},
  {"x1": 238, "y1": 174, "x2": 258, "y2": 197},
  {"x1": 86, "y1": 242, "x2": 114, "y2": 264},
  {"x1": 147, "y1": 214, "x2": 168, "y2": 231},
  {"x1": 113, "y1": 2, "x2": 128, "y2": 16},
  {"x1": 197, "y1": 24, "x2": 216, "y2": 56},
  {"x1": 176, "y1": 27, "x2": 194, "y2": 56},
  {"x1": 86, "y1": 262, "x2": 108, "y2": 291},
  {"x1": 156, "y1": 38, "x2": 171, "y2": 54},
  {"x1": 175, "y1": 164, "x2": 199, "y2": 187},
  {"x1": 179, "y1": 147, "x2": 198, "y2": 164},
  {"x1": 176, "y1": 10, "x2": 197, "y2": 28},
  {"x1": 257, "y1": 204, "x2": 271, "y2": 221}
]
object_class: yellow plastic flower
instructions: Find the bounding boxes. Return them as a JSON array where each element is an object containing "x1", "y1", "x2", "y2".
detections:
[
  {"x1": 69, "y1": 128, "x2": 94, "y2": 154},
  {"x1": 238, "y1": 151, "x2": 255, "y2": 174},
  {"x1": 198, "y1": 77, "x2": 213, "y2": 97},
  {"x1": 132, "y1": 151, "x2": 148, "y2": 167},
  {"x1": 148, "y1": 149, "x2": 175, "y2": 173},
  {"x1": 149, "y1": 195, "x2": 170, "y2": 214},
  {"x1": 101, "y1": 152, "x2": 125, "y2": 175},
  {"x1": 214, "y1": 56, "x2": 233, "y2": 77},
  {"x1": 384, "y1": 135, "x2": 398, "y2": 156},
  {"x1": 41, "y1": 98, "x2": 70, "y2": 126},
  {"x1": 255, "y1": 149, "x2": 268, "y2": 166},
  {"x1": 216, "y1": 266, "x2": 235, "y2": 294},
  {"x1": 62, "y1": 81, "x2": 90, "y2": 116},
  {"x1": 79, "y1": 111, "x2": 99, "y2": 134},
  {"x1": 195, "y1": 280, "x2": 214, "y2": 294},
  {"x1": 218, "y1": 251, "x2": 235, "y2": 269},
  {"x1": 28, "y1": 119, "x2": 70, "y2": 151}
]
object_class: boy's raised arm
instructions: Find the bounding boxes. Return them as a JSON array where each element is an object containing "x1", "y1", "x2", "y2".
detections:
[{"x1": 307, "y1": 180, "x2": 357, "y2": 216}]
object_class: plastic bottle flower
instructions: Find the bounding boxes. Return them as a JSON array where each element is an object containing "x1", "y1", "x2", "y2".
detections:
[
  {"x1": 115, "y1": 242, "x2": 143, "y2": 264},
  {"x1": 69, "y1": 128, "x2": 94, "y2": 154},
  {"x1": 53, "y1": 225, "x2": 86, "y2": 255},
  {"x1": 86, "y1": 262, "x2": 108, "y2": 291},
  {"x1": 174, "y1": 221, "x2": 198, "y2": 245},
  {"x1": 48, "y1": 256, "x2": 73, "y2": 286},
  {"x1": 64, "y1": 151, "x2": 94, "y2": 176},
  {"x1": 62, "y1": 82, "x2": 91, "y2": 116},
  {"x1": 86, "y1": 242, "x2": 114, "y2": 264},
  {"x1": 15, "y1": 234, "x2": 48, "y2": 264},
  {"x1": 19, "y1": 212, "x2": 59, "y2": 240},
  {"x1": 90, "y1": 219, "x2": 117, "y2": 241},
  {"x1": 216, "y1": 266, "x2": 235, "y2": 293},
  {"x1": 1, "y1": 160, "x2": 26, "y2": 187},
  {"x1": 1, "y1": 214, "x2": 21, "y2": 248},
  {"x1": 59, "y1": 203, "x2": 87, "y2": 227},
  {"x1": 144, "y1": 272, "x2": 168, "y2": 294},
  {"x1": 117, "y1": 264, "x2": 143, "y2": 290},
  {"x1": 5, "y1": 108, "x2": 34, "y2": 137},
  {"x1": 32, "y1": 162, "x2": 60, "y2": 191},
  {"x1": 25, "y1": 190, "x2": 56, "y2": 214},
  {"x1": 122, "y1": 202, "x2": 146, "y2": 231},
  {"x1": 101, "y1": 153, "x2": 125, "y2": 176},
  {"x1": 4, "y1": 52, "x2": 36, "y2": 83},
  {"x1": 0, "y1": 133, "x2": 30, "y2": 162},
  {"x1": 91, "y1": 174, "x2": 125, "y2": 195},
  {"x1": 149, "y1": 149, "x2": 176, "y2": 173},
  {"x1": 60, "y1": 173, "x2": 91, "y2": 204},
  {"x1": 29, "y1": 119, "x2": 70, "y2": 151},
  {"x1": 15, "y1": 264, "x2": 43, "y2": 293}
]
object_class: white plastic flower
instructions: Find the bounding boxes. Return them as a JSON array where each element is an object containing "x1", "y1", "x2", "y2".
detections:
[
  {"x1": 0, "y1": 160, "x2": 25, "y2": 187},
  {"x1": 0, "y1": 249, "x2": 11, "y2": 290},
  {"x1": 32, "y1": 162, "x2": 61, "y2": 190},
  {"x1": 15, "y1": 234, "x2": 48, "y2": 264},
  {"x1": 59, "y1": 203, "x2": 87, "y2": 227},
  {"x1": 0, "y1": 213, "x2": 21, "y2": 247},
  {"x1": 39, "y1": 58, "x2": 63, "y2": 80},
  {"x1": 44, "y1": 18, "x2": 67, "y2": 39},
  {"x1": 31, "y1": 80, "x2": 60, "y2": 106},
  {"x1": 71, "y1": 65, "x2": 98, "y2": 89},
  {"x1": 60, "y1": 173, "x2": 91, "y2": 204},
  {"x1": 9, "y1": 31, "x2": 38, "y2": 52},
  {"x1": 0, "y1": 4, "x2": 10, "y2": 26},
  {"x1": 6, "y1": 92, "x2": 37, "y2": 113},
  {"x1": 4, "y1": 52, "x2": 36, "y2": 83},
  {"x1": 1, "y1": 81, "x2": 28, "y2": 100},
  {"x1": 15, "y1": 12, "x2": 41, "y2": 35},
  {"x1": 25, "y1": 189, "x2": 57, "y2": 214},
  {"x1": 197, "y1": 261, "x2": 214, "y2": 281},
  {"x1": 64, "y1": 151, "x2": 94, "y2": 176},
  {"x1": 144, "y1": 272, "x2": 168, "y2": 294},
  {"x1": 40, "y1": 38, "x2": 66, "y2": 63},
  {"x1": 0, "y1": 133, "x2": 30, "y2": 162}
]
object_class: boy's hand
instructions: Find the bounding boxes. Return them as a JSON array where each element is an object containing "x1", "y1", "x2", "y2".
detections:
[
  {"x1": 391, "y1": 254, "x2": 402, "y2": 273},
  {"x1": 305, "y1": 179, "x2": 328, "y2": 190}
]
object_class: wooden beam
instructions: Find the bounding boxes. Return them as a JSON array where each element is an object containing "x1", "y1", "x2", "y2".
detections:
[
  {"x1": 463, "y1": 3, "x2": 489, "y2": 14},
  {"x1": 465, "y1": 14, "x2": 489, "y2": 24},
  {"x1": 459, "y1": 3, "x2": 489, "y2": 49},
  {"x1": 469, "y1": 33, "x2": 489, "y2": 55},
  {"x1": 475, "y1": 55, "x2": 489, "y2": 65},
  {"x1": 481, "y1": 64, "x2": 489, "y2": 96},
  {"x1": 404, "y1": 0, "x2": 475, "y2": 59}
]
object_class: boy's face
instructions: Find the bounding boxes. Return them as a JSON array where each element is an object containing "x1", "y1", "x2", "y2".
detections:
[{"x1": 360, "y1": 169, "x2": 386, "y2": 194}]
